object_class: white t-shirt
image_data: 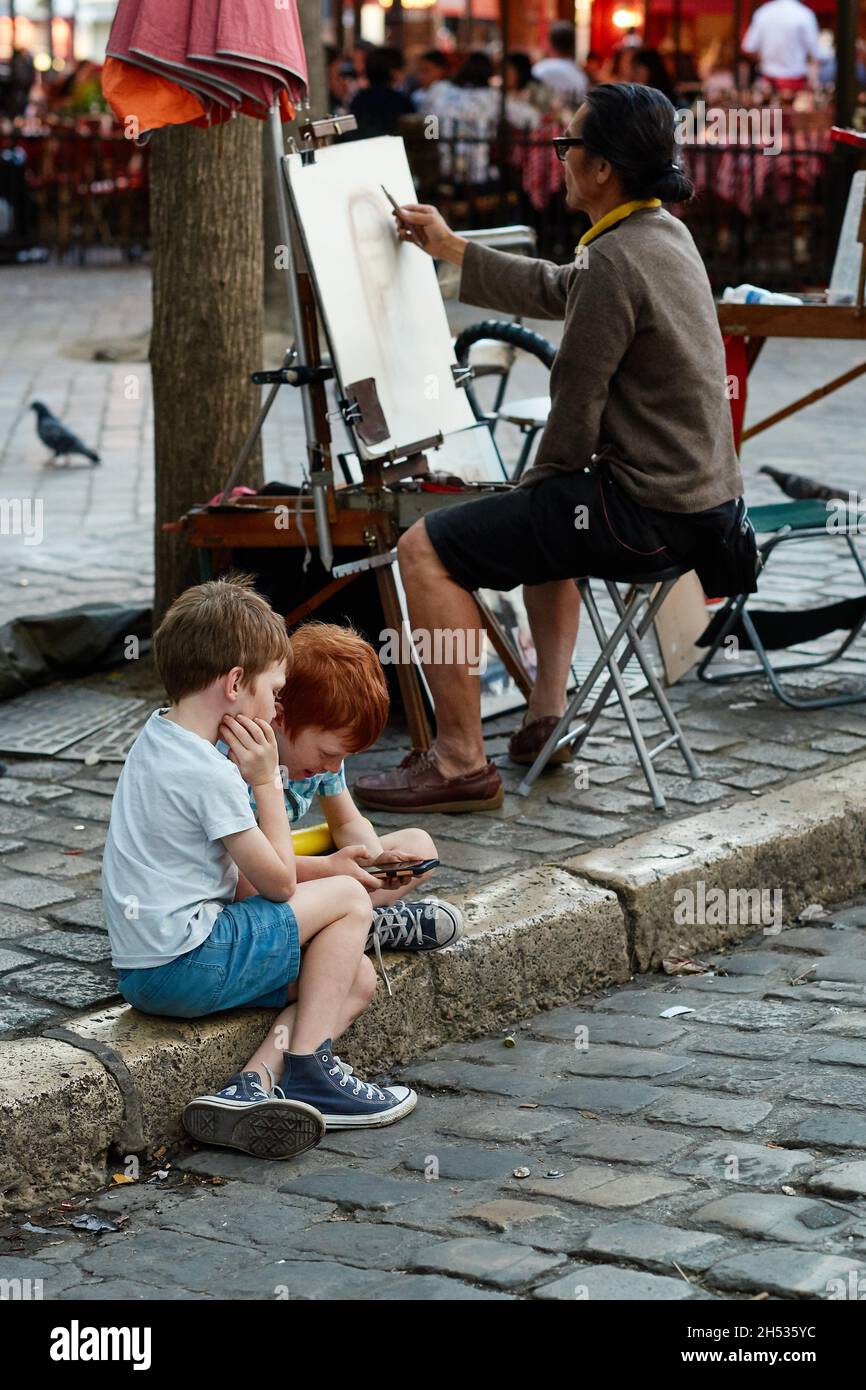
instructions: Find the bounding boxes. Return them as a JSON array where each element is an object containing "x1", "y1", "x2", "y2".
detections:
[
  {"x1": 102, "y1": 709, "x2": 257, "y2": 968},
  {"x1": 743, "y1": 0, "x2": 820, "y2": 79},
  {"x1": 531, "y1": 57, "x2": 588, "y2": 104}
]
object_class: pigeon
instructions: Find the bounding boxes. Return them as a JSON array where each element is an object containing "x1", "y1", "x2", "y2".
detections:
[{"x1": 30, "y1": 401, "x2": 100, "y2": 465}]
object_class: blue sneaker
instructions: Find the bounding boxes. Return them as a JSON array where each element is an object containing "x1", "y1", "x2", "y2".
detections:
[
  {"x1": 279, "y1": 1041, "x2": 417, "y2": 1129},
  {"x1": 368, "y1": 898, "x2": 463, "y2": 954},
  {"x1": 183, "y1": 1071, "x2": 325, "y2": 1159}
]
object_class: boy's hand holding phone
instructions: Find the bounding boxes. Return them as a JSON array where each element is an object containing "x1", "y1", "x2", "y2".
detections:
[
  {"x1": 325, "y1": 844, "x2": 384, "y2": 891},
  {"x1": 220, "y1": 714, "x2": 281, "y2": 791}
]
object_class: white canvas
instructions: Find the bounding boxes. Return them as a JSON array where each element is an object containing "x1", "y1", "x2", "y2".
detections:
[{"x1": 284, "y1": 136, "x2": 476, "y2": 459}]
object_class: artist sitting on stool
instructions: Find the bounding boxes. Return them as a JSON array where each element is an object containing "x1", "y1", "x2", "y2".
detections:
[{"x1": 354, "y1": 82, "x2": 746, "y2": 815}]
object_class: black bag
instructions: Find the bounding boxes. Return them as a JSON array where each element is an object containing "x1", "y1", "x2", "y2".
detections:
[{"x1": 688, "y1": 497, "x2": 761, "y2": 598}]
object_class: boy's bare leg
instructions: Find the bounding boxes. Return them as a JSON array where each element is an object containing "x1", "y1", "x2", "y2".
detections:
[
  {"x1": 244, "y1": 957, "x2": 376, "y2": 1090},
  {"x1": 242, "y1": 875, "x2": 371, "y2": 1085}
]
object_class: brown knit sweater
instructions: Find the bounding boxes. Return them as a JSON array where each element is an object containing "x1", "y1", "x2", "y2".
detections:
[{"x1": 457, "y1": 206, "x2": 743, "y2": 513}]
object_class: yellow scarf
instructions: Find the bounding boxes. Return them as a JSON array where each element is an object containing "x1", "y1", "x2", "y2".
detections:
[{"x1": 576, "y1": 198, "x2": 661, "y2": 254}]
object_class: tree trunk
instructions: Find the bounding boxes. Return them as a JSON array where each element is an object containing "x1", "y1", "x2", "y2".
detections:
[{"x1": 151, "y1": 115, "x2": 263, "y2": 622}]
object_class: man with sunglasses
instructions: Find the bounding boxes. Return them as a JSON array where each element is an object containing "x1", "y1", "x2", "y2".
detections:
[{"x1": 354, "y1": 83, "x2": 748, "y2": 816}]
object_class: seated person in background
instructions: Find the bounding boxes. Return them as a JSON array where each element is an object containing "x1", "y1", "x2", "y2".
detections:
[
  {"x1": 532, "y1": 20, "x2": 589, "y2": 107},
  {"x1": 349, "y1": 46, "x2": 414, "y2": 139}
]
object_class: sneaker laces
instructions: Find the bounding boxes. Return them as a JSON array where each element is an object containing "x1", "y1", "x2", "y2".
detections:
[
  {"x1": 372, "y1": 902, "x2": 426, "y2": 951},
  {"x1": 327, "y1": 1059, "x2": 386, "y2": 1101}
]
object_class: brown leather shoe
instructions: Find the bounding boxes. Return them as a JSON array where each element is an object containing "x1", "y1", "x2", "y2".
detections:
[
  {"x1": 354, "y1": 749, "x2": 504, "y2": 813},
  {"x1": 508, "y1": 714, "x2": 573, "y2": 766}
]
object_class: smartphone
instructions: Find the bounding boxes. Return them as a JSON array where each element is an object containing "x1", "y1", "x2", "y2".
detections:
[{"x1": 364, "y1": 858, "x2": 440, "y2": 880}]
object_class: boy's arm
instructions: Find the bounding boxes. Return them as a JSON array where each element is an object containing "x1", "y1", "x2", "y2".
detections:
[{"x1": 322, "y1": 788, "x2": 382, "y2": 857}]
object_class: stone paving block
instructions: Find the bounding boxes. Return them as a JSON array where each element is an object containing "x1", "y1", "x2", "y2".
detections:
[
  {"x1": 561, "y1": 1043, "x2": 694, "y2": 1079},
  {"x1": 3, "y1": 961, "x2": 117, "y2": 1008},
  {"x1": 0, "y1": 946, "x2": 33, "y2": 973},
  {"x1": 787, "y1": 1071, "x2": 866, "y2": 1110},
  {"x1": 147, "y1": 1186, "x2": 337, "y2": 1247},
  {"x1": 813, "y1": 956, "x2": 866, "y2": 985},
  {"x1": 277, "y1": 1169, "x2": 428, "y2": 1212},
  {"x1": 0, "y1": 848, "x2": 103, "y2": 880},
  {"x1": 459, "y1": 1198, "x2": 565, "y2": 1233},
  {"x1": 722, "y1": 950, "x2": 815, "y2": 978},
  {"x1": 516, "y1": 1165, "x2": 690, "y2": 1208},
  {"x1": 811, "y1": 733, "x2": 866, "y2": 755},
  {"x1": 780, "y1": 1110, "x2": 866, "y2": 1150},
  {"x1": 220, "y1": 1257, "x2": 391, "y2": 1300},
  {"x1": 75, "y1": 1228, "x2": 271, "y2": 1294},
  {"x1": 590, "y1": 989, "x2": 718, "y2": 1019},
  {"x1": 626, "y1": 775, "x2": 731, "y2": 806},
  {"x1": 0, "y1": 909, "x2": 50, "y2": 941},
  {"x1": 436, "y1": 842, "x2": 522, "y2": 873},
  {"x1": 0, "y1": 873, "x2": 76, "y2": 910},
  {"x1": 550, "y1": 787, "x2": 653, "y2": 816},
  {"x1": 17, "y1": 816, "x2": 106, "y2": 852},
  {"x1": 690, "y1": 999, "x2": 824, "y2": 1032},
  {"x1": 706, "y1": 1247, "x2": 865, "y2": 1299},
  {"x1": 16, "y1": 929, "x2": 112, "y2": 962},
  {"x1": 401, "y1": 1060, "x2": 556, "y2": 1101},
  {"x1": 644, "y1": 1088, "x2": 773, "y2": 1132},
  {"x1": 44, "y1": 897, "x2": 105, "y2": 929},
  {"x1": 714, "y1": 765, "x2": 788, "y2": 791},
  {"x1": 407, "y1": 1236, "x2": 566, "y2": 1289},
  {"x1": 533, "y1": 1262, "x2": 706, "y2": 1300},
  {"x1": 47, "y1": 792, "x2": 113, "y2": 823},
  {"x1": 0, "y1": 781, "x2": 73, "y2": 807},
  {"x1": 53, "y1": 1280, "x2": 201, "y2": 1302},
  {"x1": 808, "y1": 1158, "x2": 866, "y2": 1199},
  {"x1": 434, "y1": 1104, "x2": 574, "y2": 1146},
  {"x1": 808, "y1": 1039, "x2": 866, "y2": 1068},
  {"x1": 809, "y1": 1012, "x2": 866, "y2": 1039},
  {"x1": 670, "y1": 1139, "x2": 814, "y2": 1186},
  {"x1": 0, "y1": 839, "x2": 25, "y2": 854},
  {"x1": 556, "y1": 1122, "x2": 695, "y2": 1166},
  {"x1": 0, "y1": 995, "x2": 59, "y2": 1033},
  {"x1": 379, "y1": 1179, "x2": 509, "y2": 1238},
  {"x1": 401, "y1": 1145, "x2": 541, "y2": 1182},
  {"x1": 526, "y1": 1007, "x2": 688, "y2": 1049},
  {"x1": 663, "y1": 1057, "x2": 794, "y2": 1099},
  {"x1": 692, "y1": 1194, "x2": 854, "y2": 1244},
  {"x1": 518, "y1": 808, "x2": 629, "y2": 839},
  {"x1": 681, "y1": 1028, "x2": 797, "y2": 1061},
  {"x1": 763, "y1": 925, "x2": 851, "y2": 955},
  {"x1": 668, "y1": 974, "x2": 762, "y2": 996},
  {"x1": 541, "y1": 1077, "x2": 663, "y2": 1115},
  {"x1": 729, "y1": 743, "x2": 828, "y2": 771},
  {"x1": 0, "y1": 1256, "x2": 83, "y2": 1296},
  {"x1": 583, "y1": 1218, "x2": 730, "y2": 1273}
]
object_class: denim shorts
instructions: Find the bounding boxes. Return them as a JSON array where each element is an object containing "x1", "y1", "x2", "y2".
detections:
[{"x1": 116, "y1": 896, "x2": 301, "y2": 1019}]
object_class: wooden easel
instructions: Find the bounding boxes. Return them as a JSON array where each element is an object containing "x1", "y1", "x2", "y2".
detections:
[
  {"x1": 167, "y1": 109, "x2": 532, "y2": 750},
  {"x1": 718, "y1": 127, "x2": 866, "y2": 442}
]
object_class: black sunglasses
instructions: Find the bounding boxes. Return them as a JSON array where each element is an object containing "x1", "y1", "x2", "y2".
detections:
[{"x1": 552, "y1": 136, "x2": 586, "y2": 162}]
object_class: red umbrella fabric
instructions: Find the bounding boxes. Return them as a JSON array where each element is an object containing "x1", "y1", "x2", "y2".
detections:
[{"x1": 103, "y1": 0, "x2": 307, "y2": 138}]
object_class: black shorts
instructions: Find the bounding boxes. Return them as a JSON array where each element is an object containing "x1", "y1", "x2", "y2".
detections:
[{"x1": 424, "y1": 466, "x2": 734, "y2": 592}]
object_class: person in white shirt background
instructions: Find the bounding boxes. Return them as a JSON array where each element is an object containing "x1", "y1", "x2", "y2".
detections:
[
  {"x1": 743, "y1": 0, "x2": 820, "y2": 92},
  {"x1": 532, "y1": 20, "x2": 589, "y2": 107}
]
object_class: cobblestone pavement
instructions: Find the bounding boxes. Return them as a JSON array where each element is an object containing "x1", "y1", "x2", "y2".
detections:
[
  {"x1": 6, "y1": 893, "x2": 866, "y2": 1300},
  {"x1": 1, "y1": 264, "x2": 866, "y2": 1035}
]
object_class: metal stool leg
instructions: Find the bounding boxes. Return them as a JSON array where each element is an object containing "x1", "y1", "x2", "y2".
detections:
[
  {"x1": 605, "y1": 581, "x2": 701, "y2": 779},
  {"x1": 515, "y1": 585, "x2": 649, "y2": 797},
  {"x1": 581, "y1": 582, "x2": 668, "y2": 810}
]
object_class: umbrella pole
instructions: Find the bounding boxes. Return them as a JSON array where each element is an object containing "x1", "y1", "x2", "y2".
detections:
[{"x1": 267, "y1": 102, "x2": 334, "y2": 570}]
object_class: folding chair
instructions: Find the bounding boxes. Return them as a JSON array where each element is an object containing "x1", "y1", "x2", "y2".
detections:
[
  {"x1": 516, "y1": 564, "x2": 701, "y2": 810},
  {"x1": 696, "y1": 499, "x2": 866, "y2": 709}
]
